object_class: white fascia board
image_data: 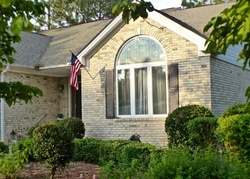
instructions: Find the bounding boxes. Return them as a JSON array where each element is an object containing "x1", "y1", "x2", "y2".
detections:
[
  {"x1": 78, "y1": 14, "x2": 123, "y2": 60},
  {"x1": 148, "y1": 11, "x2": 207, "y2": 52},
  {"x1": 39, "y1": 64, "x2": 70, "y2": 70}
]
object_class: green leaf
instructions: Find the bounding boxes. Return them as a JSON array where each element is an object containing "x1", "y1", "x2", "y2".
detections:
[
  {"x1": 112, "y1": 4, "x2": 120, "y2": 15},
  {"x1": 10, "y1": 17, "x2": 23, "y2": 35},
  {"x1": 139, "y1": 6, "x2": 148, "y2": 19},
  {"x1": 0, "y1": 0, "x2": 11, "y2": 7},
  {"x1": 122, "y1": 8, "x2": 130, "y2": 24}
]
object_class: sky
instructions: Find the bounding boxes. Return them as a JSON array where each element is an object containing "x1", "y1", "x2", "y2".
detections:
[{"x1": 149, "y1": 0, "x2": 182, "y2": 9}]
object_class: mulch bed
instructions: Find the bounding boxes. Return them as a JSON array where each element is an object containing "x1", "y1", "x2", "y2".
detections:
[{"x1": 16, "y1": 162, "x2": 100, "y2": 179}]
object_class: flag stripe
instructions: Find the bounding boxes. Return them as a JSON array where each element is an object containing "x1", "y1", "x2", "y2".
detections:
[{"x1": 70, "y1": 53, "x2": 83, "y2": 91}]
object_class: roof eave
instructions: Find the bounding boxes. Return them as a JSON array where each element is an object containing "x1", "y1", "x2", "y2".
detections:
[
  {"x1": 149, "y1": 10, "x2": 207, "y2": 52},
  {"x1": 77, "y1": 14, "x2": 124, "y2": 61}
]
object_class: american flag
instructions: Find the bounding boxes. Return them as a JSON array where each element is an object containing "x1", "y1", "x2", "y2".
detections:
[{"x1": 70, "y1": 53, "x2": 83, "y2": 91}]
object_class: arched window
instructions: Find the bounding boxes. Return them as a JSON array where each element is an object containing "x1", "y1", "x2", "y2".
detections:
[{"x1": 116, "y1": 36, "x2": 167, "y2": 117}]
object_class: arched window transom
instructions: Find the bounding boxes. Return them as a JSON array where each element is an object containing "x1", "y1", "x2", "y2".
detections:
[{"x1": 116, "y1": 36, "x2": 167, "y2": 117}]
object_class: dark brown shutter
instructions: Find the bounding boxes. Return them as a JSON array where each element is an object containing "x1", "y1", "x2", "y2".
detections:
[
  {"x1": 168, "y1": 63, "x2": 179, "y2": 113},
  {"x1": 105, "y1": 70, "x2": 115, "y2": 118}
]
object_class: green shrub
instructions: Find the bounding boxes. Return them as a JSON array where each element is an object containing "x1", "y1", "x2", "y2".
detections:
[
  {"x1": 99, "y1": 142, "x2": 156, "y2": 179},
  {"x1": 57, "y1": 117, "x2": 85, "y2": 140},
  {"x1": 0, "y1": 152, "x2": 29, "y2": 179},
  {"x1": 222, "y1": 102, "x2": 250, "y2": 118},
  {"x1": 217, "y1": 113, "x2": 250, "y2": 163},
  {"x1": 165, "y1": 104, "x2": 214, "y2": 148},
  {"x1": 98, "y1": 139, "x2": 131, "y2": 165},
  {"x1": 99, "y1": 158, "x2": 144, "y2": 179},
  {"x1": 0, "y1": 141, "x2": 9, "y2": 153},
  {"x1": 27, "y1": 124, "x2": 39, "y2": 137},
  {"x1": 187, "y1": 117, "x2": 218, "y2": 150},
  {"x1": 0, "y1": 139, "x2": 33, "y2": 178},
  {"x1": 143, "y1": 148, "x2": 250, "y2": 179},
  {"x1": 33, "y1": 123, "x2": 73, "y2": 178},
  {"x1": 72, "y1": 138, "x2": 103, "y2": 164},
  {"x1": 118, "y1": 142, "x2": 155, "y2": 168},
  {"x1": 12, "y1": 137, "x2": 36, "y2": 161}
]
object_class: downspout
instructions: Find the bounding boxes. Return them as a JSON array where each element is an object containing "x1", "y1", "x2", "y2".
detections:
[{"x1": 1, "y1": 65, "x2": 9, "y2": 142}]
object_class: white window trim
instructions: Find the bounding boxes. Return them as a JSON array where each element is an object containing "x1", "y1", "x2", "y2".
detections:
[{"x1": 115, "y1": 36, "x2": 168, "y2": 118}]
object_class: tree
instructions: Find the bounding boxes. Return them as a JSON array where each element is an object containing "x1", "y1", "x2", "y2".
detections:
[
  {"x1": 0, "y1": 0, "x2": 45, "y2": 106},
  {"x1": 181, "y1": 0, "x2": 225, "y2": 8},
  {"x1": 112, "y1": 0, "x2": 154, "y2": 24},
  {"x1": 35, "y1": 0, "x2": 121, "y2": 30}
]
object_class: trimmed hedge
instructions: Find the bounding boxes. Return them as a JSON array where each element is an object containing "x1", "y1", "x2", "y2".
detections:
[
  {"x1": 72, "y1": 138, "x2": 103, "y2": 164},
  {"x1": 98, "y1": 139, "x2": 132, "y2": 165}
]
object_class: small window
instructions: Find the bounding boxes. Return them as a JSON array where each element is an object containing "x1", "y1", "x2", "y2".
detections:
[{"x1": 116, "y1": 36, "x2": 167, "y2": 117}]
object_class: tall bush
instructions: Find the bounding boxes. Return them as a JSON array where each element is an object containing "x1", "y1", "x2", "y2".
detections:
[
  {"x1": 165, "y1": 104, "x2": 214, "y2": 148},
  {"x1": 217, "y1": 113, "x2": 250, "y2": 163},
  {"x1": 33, "y1": 123, "x2": 73, "y2": 178}
]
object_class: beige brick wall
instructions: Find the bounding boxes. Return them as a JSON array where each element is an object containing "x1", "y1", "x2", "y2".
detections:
[
  {"x1": 0, "y1": 71, "x2": 69, "y2": 140},
  {"x1": 82, "y1": 18, "x2": 212, "y2": 146},
  {"x1": 211, "y1": 58, "x2": 250, "y2": 117}
]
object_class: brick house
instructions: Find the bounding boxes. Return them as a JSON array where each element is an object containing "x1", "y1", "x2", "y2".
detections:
[{"x1": 1, "y1": 2, "x2": 249, "y2": 146}]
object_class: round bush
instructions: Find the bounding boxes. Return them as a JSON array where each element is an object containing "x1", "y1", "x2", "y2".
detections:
[
  {"x1": 57, "y1": 117, "x2": 85, "y2": 140},
  {"x1": 165, "y1": 104, "x2": 214, "y2": 148}
]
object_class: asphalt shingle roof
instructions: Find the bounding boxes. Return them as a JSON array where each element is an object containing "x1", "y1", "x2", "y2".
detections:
[
  {"x1": 12, "y1": 32, "x2": 51, "y2": 68},
  {"x1": 12, "y1": 2, "x2": 235, "y2": 70},
  {"x1": 165, "y1": 2, "x2": 234, "y2": 37},
  {"x1": 38, "y1": 19, "x2": 112, "y2": 66}
]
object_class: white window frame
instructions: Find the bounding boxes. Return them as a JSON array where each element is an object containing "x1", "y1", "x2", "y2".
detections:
[{"x1": 116, "y1": 36, "x2": 168, "y2": 118}]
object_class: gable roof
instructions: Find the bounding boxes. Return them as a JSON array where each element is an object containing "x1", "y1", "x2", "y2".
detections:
[
  {"x1": 78, "y1": 2, "x2": 234, "y2": 60},
  {"x1": 9, "y1": 2, "x2": 235, "y2": 77},
  {"x1": 165, "y1": 2, "x2": 233, "y2": 37}
]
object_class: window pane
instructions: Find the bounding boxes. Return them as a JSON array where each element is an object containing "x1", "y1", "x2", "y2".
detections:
[
  {"x1": 152, "y1": 66, "x2": 167, "y2": 114},
  {"x1": 118, "y1": 69, "x2": 131, "y2": 115},
  {"x1": 118, "y1": 37, "x2": 165, "y2": 65},
  {"x1": 135, "y1": 68, "x2": 148, "y2": 114}
]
